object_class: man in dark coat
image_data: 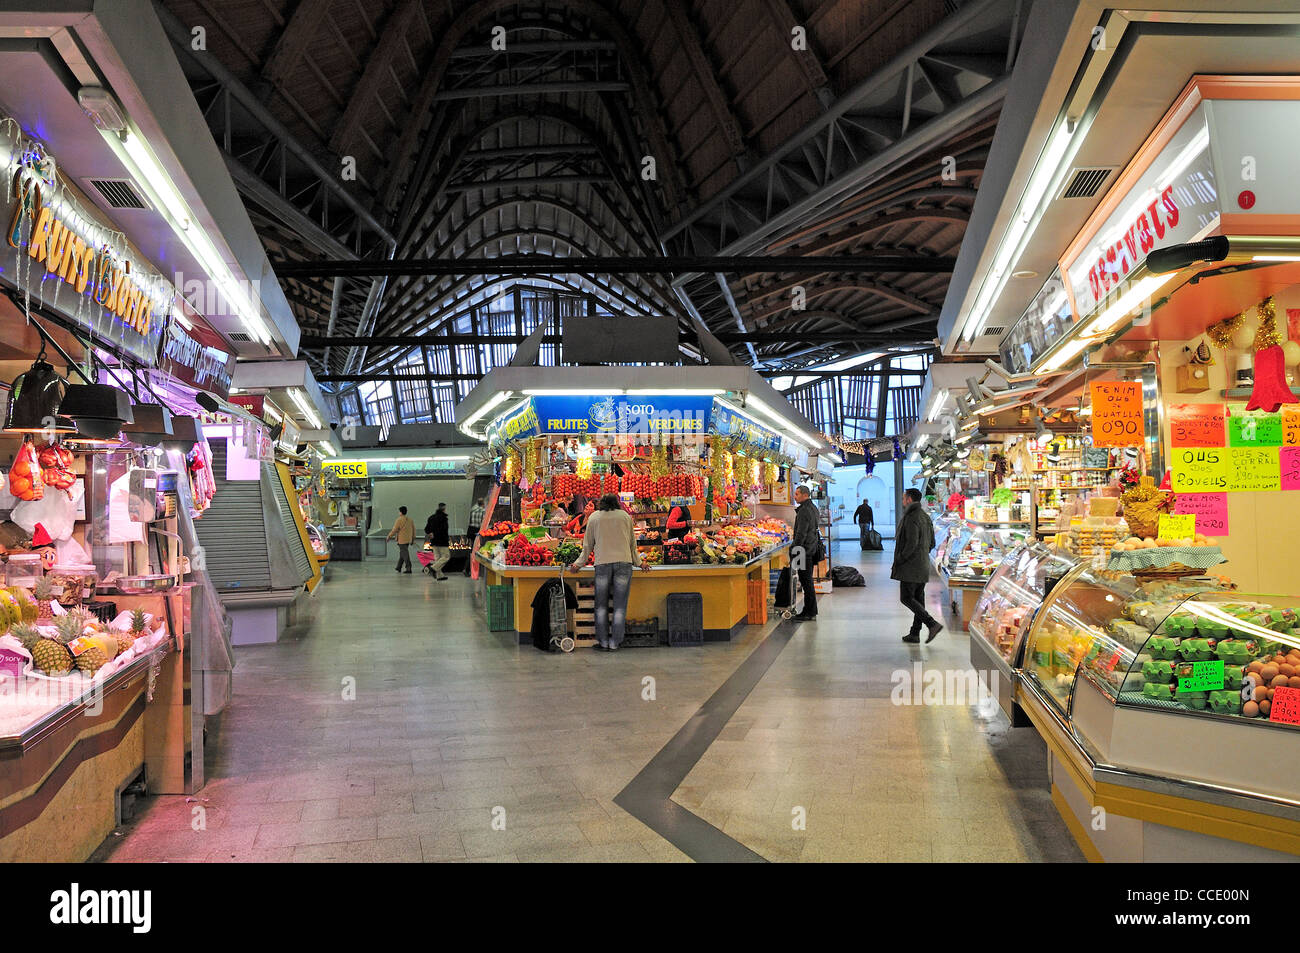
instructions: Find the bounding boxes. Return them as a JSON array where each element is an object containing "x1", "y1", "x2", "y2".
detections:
[
  {"x1": 892, "y1": 487, "x2": 942, "y2": 643},
  {"x1": 791, "y1": 485, "x2": 822, "y2": 621},
  {"x1": 853, "y1": 499, "x2": 874, "y2": 550},
  {"x1": 424, "y1": 503, "x2": 451, "y2": 580}
]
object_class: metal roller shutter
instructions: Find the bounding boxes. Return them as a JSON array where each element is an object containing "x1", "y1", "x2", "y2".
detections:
[
  {"x1": 195, "y1": 441, "x2": 273, "y2": 591},
  {"x1": 271, "y1": 468, "x2": 313, "y2": 584}
]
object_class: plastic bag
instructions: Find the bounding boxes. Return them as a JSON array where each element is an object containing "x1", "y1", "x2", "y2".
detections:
[{"x1": 11, "y1": 480, "x2": 81, "y2": 540}]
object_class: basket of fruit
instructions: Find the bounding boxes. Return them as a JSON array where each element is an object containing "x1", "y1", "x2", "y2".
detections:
[{"x1": 480, "y1": 521, "x2": 520, "y2": 540}]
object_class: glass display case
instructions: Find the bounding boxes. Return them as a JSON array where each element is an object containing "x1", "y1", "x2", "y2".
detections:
[
  {"x1": 1020, "y1": 566, "x2": 1300, "y2": 733},
  {"x1": 969, "y1": 541, "x2": 1080, "y2": 664},
  {"x1": 930, "y1": 514, "x2": 961, "y2": 571},
  {"x1": 944, "y1": 525, "x2": 1028, "y2": 583}
]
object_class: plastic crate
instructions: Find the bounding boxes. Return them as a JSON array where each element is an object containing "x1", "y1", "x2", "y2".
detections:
[
  {"x1": 746, "y1": 580, "x2": 768, "y2": 625},
  {"x1": 667, "y1": 592, "x2": 704, "y2": 646},
  {"x1": 621, "y1": 617, "x2": 660, "y2": 648},
  {"x1": 486, "y1": 584, "x2": 514, "y2": 632}
]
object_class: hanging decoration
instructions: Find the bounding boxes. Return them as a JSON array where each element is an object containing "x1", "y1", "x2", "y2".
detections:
[
  {"x1": 864, "y1": 455, "x2": 874, "y2": 476},
  {"x1": 1245, "y1": 296, "x2": 1298, "y2": 413},
  {"x1": 763, "y1": 460, "x2": 777, "y2": 485},
  {"x1": 892, "y1": 437, "x2": 902, "y2": 461},
  {"x1": 1206, "y1": 311, "x2": 1245, "y2": 350}
]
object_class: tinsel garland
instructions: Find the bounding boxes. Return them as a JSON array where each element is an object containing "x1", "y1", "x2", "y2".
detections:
[
  {"x1": 1254, "y1": 295, "x2": 1281, "y2": 350},
  {"x1": 1206, "y1": 311, "x2": 1244, "y2": 349}
]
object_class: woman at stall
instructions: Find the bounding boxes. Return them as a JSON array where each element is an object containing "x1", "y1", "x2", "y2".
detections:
[
  {"x1": 569, "y1": 494, "x2": 651, "y2": 651},
  {"x1": 664, "y1": 501, "x2": 692, "y2": 542},
  {"x1": 564, "y1": 499, "x2": 595, "y2": 537}
]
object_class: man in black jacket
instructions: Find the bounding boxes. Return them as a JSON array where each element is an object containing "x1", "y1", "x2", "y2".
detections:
[
  {"x1": 424, "y1": 503, "x2": 451, "y2": 580},
  {"x1": 892, "y1": 488, "x2": 942, "y2": 643},
  {"x1": 853, "y1": 499, "x2": 874, "y2": 550},
  {"x1": 791, "y1": 485, "x2": 822, "y2": 621}
]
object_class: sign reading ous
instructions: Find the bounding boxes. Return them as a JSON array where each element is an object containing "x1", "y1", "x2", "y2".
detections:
[
  {"x1": 1271, "y1": 685, "x2": 1300, "y2": 725},
  {"x1": 1227, "y1": 447, "x2": 1280, "y2": 492},
  {"x1": 1170, "y1": 447, "x2": 1228, "y2": 491},
  {"x1": 1169, "y1": 403, "x2": 1225, "y2": 448},
  {"x1": 1090, "y1": 381, "x2": 1144, "y2": 446}
]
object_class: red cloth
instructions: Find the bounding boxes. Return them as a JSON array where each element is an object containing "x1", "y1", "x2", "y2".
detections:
[
  {"x1": 1245, "y1": 344, "x2": 1298, "y2": 413},
  {"x1": 31, "y1": 522, "x2": 52, "y2": 547}
]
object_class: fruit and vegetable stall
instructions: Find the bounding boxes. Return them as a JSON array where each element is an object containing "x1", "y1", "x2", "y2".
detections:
[{"x1": 459, "y1": 370, "x2": 828, "y2": 643}]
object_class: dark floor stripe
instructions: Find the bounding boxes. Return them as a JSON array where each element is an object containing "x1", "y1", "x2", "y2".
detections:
[{"x1": 614, "y1": 618, "x2": 800, "y2": 862}]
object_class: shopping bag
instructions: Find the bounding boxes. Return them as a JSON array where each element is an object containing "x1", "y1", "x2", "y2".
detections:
[
  {"x1": 773, "y1": 567, "x2": 794, "y2": 608},
  {"x1": 863, "y1": 529, "x2": 884, "y2": 551}
]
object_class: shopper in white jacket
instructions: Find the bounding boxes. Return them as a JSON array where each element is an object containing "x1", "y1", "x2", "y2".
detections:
[{"x1": 570, "y1": 494, "x2": 650, "y2": 651}]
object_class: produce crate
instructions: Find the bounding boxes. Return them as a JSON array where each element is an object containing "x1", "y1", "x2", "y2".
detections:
[
  {"x1": 486, "y1": 584, "x2": 514, "y2": 632},
  {"x1": 667, "y1": 592, "x2": 704, "y2": 646},
  {"x1": 622, "y1": 617, "x2": 660, "y2": 648},
  {"x1": 746, "y1": 580, "x2": 768, "y2": 625}
]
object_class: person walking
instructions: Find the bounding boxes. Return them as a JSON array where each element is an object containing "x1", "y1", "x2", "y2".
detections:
[
  {"x1": 569, "y1": 493, "x2": 650, "y2": 651},
  {"x1": 424, "y1": 503, "x2": 451, "y2": 580},
  {"x1": 464, "y1": 497, "x2": 486, "y2": 576},
  {"x1": 387, "y1": 505, "x2": 415, "y2": 574},
  {"x1": 893, "y1": 487, "x2": 942, "y2": 643},
  {"x1": 791, "y1": 484, "x2": 823, "y2": 621},
  {"x1": 853, "y1": 498, "x2": 875, "y2": 550}
]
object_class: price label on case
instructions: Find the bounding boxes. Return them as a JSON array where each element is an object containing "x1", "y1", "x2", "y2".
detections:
[
  {"x1": 1270, "y1": 685, "x2": 1300, "y2": 725},
  {"x1": 1177, "y1": 660, "x2": 1224, "y2": 693}
]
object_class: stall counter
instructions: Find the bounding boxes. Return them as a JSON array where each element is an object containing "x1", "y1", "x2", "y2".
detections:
[{"x1": 479, "y1": 544, "x2": 790, "y2": 644}]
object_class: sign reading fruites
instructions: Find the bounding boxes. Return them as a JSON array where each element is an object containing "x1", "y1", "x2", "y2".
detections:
[{"x1": 1089, "y1": 380, "x2": 1144, "y2": 446}]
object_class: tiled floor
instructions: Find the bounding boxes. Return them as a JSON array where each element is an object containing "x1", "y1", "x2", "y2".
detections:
[{"x1": 93, "y1": 543, "x2": 1082, "y2": 863}]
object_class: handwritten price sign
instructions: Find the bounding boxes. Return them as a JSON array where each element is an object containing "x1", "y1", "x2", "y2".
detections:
[
  {"x1": 1173, "y1": 493, "x2": 1228, "y2": 535},
  {"x1": 1270, "y1": 685, "x2": 1300, "y2": 725},
  {"x1": 1226, "y1": 446, "x2": 1280, "y2": 492},
  {"x1": 1281, "y1": 447, "x2": 1300, "y2": 492},
  {"x1": 1284, "y1": 408, "x2": 1300, "y2": 447},
  {"x1": 1157, "y1": 513, "x2": 1195, "y2": 539},
  {"x1": 1228, "y1": 412, "x2": 1283, "y2": 447},
  {"x1": 1169, "y1": 403, "x2": 1225, "y2": 448},
  {"x1": 1170, "y1": 447, "x2": 1228, "y2": 492},
  {"x1": 1090, "y1": 380, "x2": 1144, "y2": 447}
]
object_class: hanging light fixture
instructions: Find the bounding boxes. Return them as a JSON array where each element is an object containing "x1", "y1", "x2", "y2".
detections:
[
  {"x1": 3, "y1": 347, "x2": 75, "y2": 435},
  {"x1": 1034, "y1": 413, "x2": 1054, "y2": 446},
  {"x1": 122, "y1": 403, "x2": 174, "y2": 446},
  {"x1": 60, "y1": 382, "x2": 135, "y2": 445}
]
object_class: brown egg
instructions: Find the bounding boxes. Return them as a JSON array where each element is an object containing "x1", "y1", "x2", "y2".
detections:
[
  {"x1": 1243, "y1": 701, "x2": 1260, "y2": 718},
  {"x1": 1281, "y1": 664, "x2": 1297, "y2": 678},
  {"x1": 1261, "y1": 664, "x2": 1280, "y2": 682},
  {"x1": 1247, "y1": 660, "x2": 1265, "y2": 674},
  {"x1": 1276, "y1": 655, "x2": 1289, "y2": 665},
  {"x1": 1261, "y1": 687, "x2": 1274, "y2": 701},
  {"x1": 1260, "y1": 700, "x2": 1272, "y2": 716},
  {"x1": 1272, "y1": 674, "x2": 1290, "y2": 688},
  {"x1": 1290, "y1": 676, "x2": 1300, "y2": 689},
  {"x1": 1245, "y1": 672, "x2": 1264, "y2": 688}
]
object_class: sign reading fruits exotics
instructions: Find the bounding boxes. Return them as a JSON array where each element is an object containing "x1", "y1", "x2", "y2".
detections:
[{"x1": 0, "y1": 120, "x2": 177, "y2": 365}]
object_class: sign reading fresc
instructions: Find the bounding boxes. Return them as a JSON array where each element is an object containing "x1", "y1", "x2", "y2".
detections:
[{"x1": 323, "y1": 460, "x2": 368, "y2": 478}]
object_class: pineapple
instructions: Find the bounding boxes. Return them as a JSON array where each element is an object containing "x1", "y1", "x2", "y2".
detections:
[
  {"x1": 116, "y1": 608, "x2": 148, "y2": 654},
  {"x1": 58, "y1": 609, "x2": 112, "y2": 676},
  {"x1": 13, "y1": 622, "x2": 73, "y2": 676},
  {"x1": 9, "y1": 587, "x2": 38, "y2": 623},
  {"x1": 32, "y1": 575, "x2": 56, "y2": 623}
]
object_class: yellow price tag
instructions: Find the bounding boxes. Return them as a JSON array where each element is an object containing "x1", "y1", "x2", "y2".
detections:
[{"x1": 1157, "y1": 513, "x2": 1195, "y2": 540}]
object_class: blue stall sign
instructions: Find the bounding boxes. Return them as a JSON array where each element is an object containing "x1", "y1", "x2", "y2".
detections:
[
  {"x1": 529, "y1": 395, "x2": 714, "y2": 435},
  {"x1": 710, "y1": 401, "x2": 784, "y2": 453}
]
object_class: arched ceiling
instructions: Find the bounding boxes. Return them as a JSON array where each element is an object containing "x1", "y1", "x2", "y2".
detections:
[{"x1": 159, "y1": 0, "x2": 1024, "y2": 381}]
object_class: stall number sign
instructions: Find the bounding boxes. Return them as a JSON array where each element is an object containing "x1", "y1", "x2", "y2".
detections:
[
  {"x1": 1090, "y1": 381, "x2": 1143, "y2": 446},
  {"x1": 1177, "y1": 660, "x2": 1224, "y2": 693},
  {"x1": 1157, "y1": 514, "x2": 1195, "y2": 539},
  {"x1": 1271, "y1": 685, "x2": 1300, "y2": 725},
  {"x1": 323, "y1": 460, "x2": 368, "y2": 478},
  {"x1": 1169, "y1": 403, "x2": 1225, "y2": 448}
]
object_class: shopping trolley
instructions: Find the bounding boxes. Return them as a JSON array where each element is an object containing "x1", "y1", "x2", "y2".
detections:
[{"x1": 549, "y1": 565, "x2": 575, "y2": 653}]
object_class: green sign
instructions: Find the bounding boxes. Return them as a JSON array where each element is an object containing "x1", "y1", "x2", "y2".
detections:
[
  {"x1": 1177, "y1": 660, "x2": 1225, "y2": 693},
  {"x1": 1228, "y1": 413, "x2": 1283, "y2": 447}
]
